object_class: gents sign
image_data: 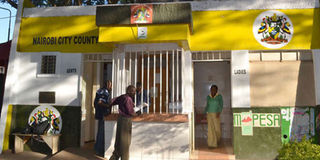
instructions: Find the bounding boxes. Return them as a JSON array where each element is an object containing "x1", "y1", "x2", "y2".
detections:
[
  {"x1": 234, "y1": 113, "x2": 280, "y2": 127},
  {"x1": 33, "y1": 36, "x2": 99, "y2": 45}
]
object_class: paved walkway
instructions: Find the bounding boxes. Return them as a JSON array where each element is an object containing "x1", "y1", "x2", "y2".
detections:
[
  {"x1": 0, "y1": 147, "x2": 106, "y2": 160},
  {"x1": 191, "y1": 138, "x2": 235, "y2": 160},
  {"x1": 0, "y1": 142, "x2": 106, "y2": 160},
  {"x1": 0, "y1": 138, "x2": 235, "y2": 160}
]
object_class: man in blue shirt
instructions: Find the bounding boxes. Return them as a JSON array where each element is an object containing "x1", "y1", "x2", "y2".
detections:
[
  {"x1": 94, "y1": 80, "x2": 112, "y2": 157},
  {"x1": 135, "y1": 82, "x2": 149, "y2": 113}
]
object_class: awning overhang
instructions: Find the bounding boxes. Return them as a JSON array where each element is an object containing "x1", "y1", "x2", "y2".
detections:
[{"x1": 96, "y1": 3, "x2": 193, "y2": 48}]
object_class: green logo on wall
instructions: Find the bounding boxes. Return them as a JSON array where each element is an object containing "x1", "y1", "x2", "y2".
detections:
[{"x1": 234, "y1": 112, "x2": 280, "y2": 127}]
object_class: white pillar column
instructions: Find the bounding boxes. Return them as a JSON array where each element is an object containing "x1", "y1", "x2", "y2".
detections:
[
  {"x1": 182, "y1": 49, "x2": 194, "y2": 152},
  {"x1": 0, "y1": 0, "x2": 24, "y2": 153},
  {"x1": 231, "y1": 50, "x2": 250, "y2": 108},
  {"x1": 182, "y1": 50, "x2": 193, "y2": 113},
  {"x1": 312, "y1": 50, "x2": 320, "y2": 105}
]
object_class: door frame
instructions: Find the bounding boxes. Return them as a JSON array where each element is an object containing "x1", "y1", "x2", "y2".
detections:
[{"x1": 191, "y1": 51, "x2": 232, "y2": 151}]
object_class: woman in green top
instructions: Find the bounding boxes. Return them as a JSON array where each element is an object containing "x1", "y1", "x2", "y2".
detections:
[{"x1": 204, "y1": 84, "x2": 223, "y2": 148}]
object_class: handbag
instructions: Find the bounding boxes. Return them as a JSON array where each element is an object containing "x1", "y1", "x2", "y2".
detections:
[
  {"x1": 33, "y1": 120, "x2": 50, "y2": 135},
  {"x1": 21, "y1": 124, "x2": 33, "y2": 134}
]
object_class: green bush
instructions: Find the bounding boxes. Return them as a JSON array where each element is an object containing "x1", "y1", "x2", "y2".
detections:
[{"x1": 278, "y1": 137, "x2": 320, "y2": 160}]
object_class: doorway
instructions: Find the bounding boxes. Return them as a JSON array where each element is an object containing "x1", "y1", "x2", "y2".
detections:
[
  {"x1": 81, "y1": 54, "x2": 112, "y2": 145},
  {"x1": 192, "y1": 52, "x2": 234, "y2": 158}
]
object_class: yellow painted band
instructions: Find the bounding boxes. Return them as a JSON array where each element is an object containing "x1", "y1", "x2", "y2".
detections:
[
  {"x1": 18, "y1": 16, "x2": 113, "y2": 53},
  {"x1": 17, "y1": 8, "x2": 320, "y2": 52},
  {"x1": 3, "y1": 104, "x2": 13, "y2": 151},
  {"x1": 99, "y1": 24, "x2": 189, "y2": 43},
  {"x1": 190, "y1": 8, "x2": 320, "y2": 50}
]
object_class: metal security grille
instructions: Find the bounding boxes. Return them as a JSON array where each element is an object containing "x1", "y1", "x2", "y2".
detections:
[
  {"x1": 192, "y1": 51, "x2": 231, "y2": 61},
  {"x1": 41, "y1": 55, "x2": 56, "y2": 74},
  {"x1": 83, "y1": 54, "x2": 112, "y2": 62},
  {"x1": 249, "y1": 50, "x2": 313, "y2": 61},
  {"x1": 112, "y1": 49, "x2": 183, "y2": 114}
]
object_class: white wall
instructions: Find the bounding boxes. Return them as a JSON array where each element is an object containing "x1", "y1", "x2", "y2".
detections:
[
  {"x1": 312, "y1": 50, "x2": 320, "y2": 105},
  {"x1": 231, "y1": 50, "x2": 250, "y2": 108},
  {"x1": 182, "y1": 50, "x2": 193, "y2": 114},
  {"x1": 250, "y1": 61, "x2": 315, "y2": 107},
  {"x1": 105, "y1": 121, "x2": 189, "y2": 160},
  {"x1": 13, "y1": 52, "x2": 82, "y2": 106}
]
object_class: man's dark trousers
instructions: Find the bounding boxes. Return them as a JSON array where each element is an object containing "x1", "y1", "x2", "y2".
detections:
[
  {"x1": 94, "y1": 119, "x2": 105, "y2": 156},
  {"x1": 110, "y1": 116, "x2": 132, "y2": 160}
]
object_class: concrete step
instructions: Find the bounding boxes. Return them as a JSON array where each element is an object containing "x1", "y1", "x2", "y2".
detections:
[{"x1": 192, "y1": 138, "x2": 235, "y2": 160}]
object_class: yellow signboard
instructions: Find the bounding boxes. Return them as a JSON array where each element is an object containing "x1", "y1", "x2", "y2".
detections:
[
  {"x1": 190, "y1": 8, "x2": 320, "y2": 51},
  {"x1": 17, "y1": 9, "x2": 320, "y2": 52},
  {"x1": 18, "y1": 16, "x2": 113, "y2": 53}
]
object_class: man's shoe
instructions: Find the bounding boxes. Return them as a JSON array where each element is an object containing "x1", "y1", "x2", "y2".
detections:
[
  {"x1": 95, "y1": 152, "x2": 104, "y2": 158},
  {"x1": 109, "y1": 154, "x2": 119, "y2": 160}
]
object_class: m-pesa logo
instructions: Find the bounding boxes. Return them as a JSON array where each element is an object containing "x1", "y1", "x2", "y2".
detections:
[
  {"x1": 253, "y1": 10, "x2": 293, "y2": 49},
  {"x1": 234, "y1": 113, "x2": 280, "y2": 127}
]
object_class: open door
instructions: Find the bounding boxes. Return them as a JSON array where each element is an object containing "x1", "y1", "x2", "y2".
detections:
[
  {"x1": 81, "y1": 55, "x2": 112, "y2": 146},
  {"x1": 193, "y1": 60, "x2": 234, "y2": 158}
]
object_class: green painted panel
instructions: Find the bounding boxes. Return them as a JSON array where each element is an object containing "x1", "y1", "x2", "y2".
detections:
[
  {"x1": 233, "y1": 107, "x2": 319, "y2": 159},
  {"x1": 233, "y1": 127, "x2": 281, "y2": 159},
  {"x1": 233, "y1": 108, "x2": 281, "y2": 160},
  {"x1": 9, "y1": 105, "x2": 81, "y2": 154}
]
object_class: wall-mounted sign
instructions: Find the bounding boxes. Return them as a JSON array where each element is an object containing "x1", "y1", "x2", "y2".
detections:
[
  {"x1": 131, "y1": 4, "x2": 153, "y2": 24},
  {"x1": 33, "y1": 36, "x2": 99, "y2": 46},
  {"x1": 66, "y1": 68, "x2": 77, "y2": 73},
  {"x1": 253, "y1": 10, "x2": 294, "y2": 49},
  {"x1": 241, "y1": 111, "x2": 253, "y2": 136},
  {"x1": 234, "y1": 113, "x2": 280, "y2": 127},
  {"x1": 234, "y1": 69, "x2": 247, "y2": 75},
  {"x1": 138, "y1": 27, "x2": 147, "y2": 39},
  {"x1": 28, "y1": 105, "x2": 62, "y2": 134}
]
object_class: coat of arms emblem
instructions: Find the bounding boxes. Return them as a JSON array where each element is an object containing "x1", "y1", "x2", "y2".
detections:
[
  {"x1": 131, "y1": 5, "x2": 153, "y2": 24},
  {"x1": 28, "y1": 105, "x2": 62, "y2": 134},
  {"x1": 253, "y1": 10, "x2": 294, "y2": 49}
]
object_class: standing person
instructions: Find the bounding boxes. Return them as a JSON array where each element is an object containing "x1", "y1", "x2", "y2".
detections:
[
  {"x1": 109, "y1": 85, "x2": 137, "y2": 160},
  {"x1": 204, "y1": 84, "x2": 223, "y2": 148},
  {"x1": 94, "y1": 80, "x2": 112, "y2": 157},
  {"x1": 136, "y1": 82, "x2": 149, "y2": 113}
]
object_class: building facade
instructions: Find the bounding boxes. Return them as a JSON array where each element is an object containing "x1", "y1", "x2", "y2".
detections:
[{"x1": 0, "y1": 0, "x2": 320, "y2": 159}]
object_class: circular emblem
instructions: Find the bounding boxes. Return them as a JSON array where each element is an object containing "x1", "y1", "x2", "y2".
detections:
[
  {"x1": 253, "y1": 10, "x2": 293, "y2": 49},
  {"x1": 28, "y1": 105, "x2": 62, "y2": 134}
]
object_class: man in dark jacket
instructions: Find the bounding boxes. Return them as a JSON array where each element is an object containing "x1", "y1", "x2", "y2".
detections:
[{"x1": 94, "y1": 80, "x2": 112, "y2": 157}]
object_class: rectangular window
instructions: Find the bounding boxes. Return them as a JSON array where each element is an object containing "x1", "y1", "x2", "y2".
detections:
[
  {"x1": 112, "y1": 49, "x2": 182, "y2": 114},
  {"x1": 41, "y1": 55, "x2": 56, "y2": 74}
]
